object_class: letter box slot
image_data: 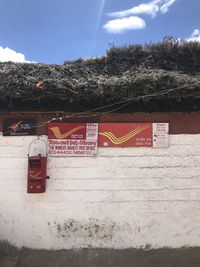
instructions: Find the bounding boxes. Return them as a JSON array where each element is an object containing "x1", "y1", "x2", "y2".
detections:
[{"x1": 29, "y1": 159, "x2": 41, "y2": 169}]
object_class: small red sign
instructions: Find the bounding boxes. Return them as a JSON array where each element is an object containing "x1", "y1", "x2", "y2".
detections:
[{"x1": 98, "y1": 123, "x2": 152, "y2": 147}]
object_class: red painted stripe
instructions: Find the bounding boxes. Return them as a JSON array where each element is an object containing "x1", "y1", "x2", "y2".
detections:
[{"x1": 0, "y1": 112, "x2": 200, "y2": 135}]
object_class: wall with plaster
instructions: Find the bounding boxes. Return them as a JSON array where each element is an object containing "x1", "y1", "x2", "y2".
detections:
[{"x1": 0, "y1": 134, "x2": 200, "y2": 249}]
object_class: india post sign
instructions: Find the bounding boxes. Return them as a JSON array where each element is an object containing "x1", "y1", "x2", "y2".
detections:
[
  {"x1": 98, "y1": 123, "x2": 169, "y2": 148},
  {"x1": 98, "y1": 123, "x2": 152, "y2": 147},
  {"x1": 48, "y1": 123, "x2": 98, "y2": 156},
  {"x1": 3, "y1": 118, "x2": 36, "y2": 136}
]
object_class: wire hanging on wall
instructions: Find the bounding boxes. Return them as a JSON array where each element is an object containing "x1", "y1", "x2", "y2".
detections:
[{"x1": 0, "y1": 84, "x2": 194, "y2": 135}]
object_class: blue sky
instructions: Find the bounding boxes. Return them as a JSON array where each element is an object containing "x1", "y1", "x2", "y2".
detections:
[{"x1": 0, "y1": 0, "x2": 199, "y2": 64}]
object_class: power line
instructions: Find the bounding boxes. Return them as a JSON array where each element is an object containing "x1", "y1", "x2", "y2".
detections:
[{"x1": 0, "y1": 84, "x2": 195, "y2": 135}]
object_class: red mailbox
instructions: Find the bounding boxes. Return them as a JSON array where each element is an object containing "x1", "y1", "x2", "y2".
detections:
[{"x1": 27, "y1": 138, "x2": 49, "y2": 193}]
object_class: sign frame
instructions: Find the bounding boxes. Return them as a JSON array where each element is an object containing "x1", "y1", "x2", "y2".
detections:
[
  {"x1": 48, "y1": 122, "x2": 98, "y2": 157},
  {"x1": 3, "y1": 118, "x2": 36, "y2": 136}
]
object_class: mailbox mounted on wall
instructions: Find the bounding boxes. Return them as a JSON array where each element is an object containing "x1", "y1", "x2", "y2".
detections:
[{"x1": 27, "y1": 138, "x2": 49, "y2": 193}]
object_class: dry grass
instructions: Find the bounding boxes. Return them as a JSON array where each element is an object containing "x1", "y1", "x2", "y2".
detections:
[{"x1": 0, "y1": 38, "x2": 200, "y2": 112}]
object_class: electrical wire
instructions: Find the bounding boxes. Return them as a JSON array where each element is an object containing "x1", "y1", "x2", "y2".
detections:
[
  {"x1": 0, "y1": 84, "x2": 195, "y2": 135},
  {"x1": 43, "y1": 84, "x2": 190, "y2": 120}
]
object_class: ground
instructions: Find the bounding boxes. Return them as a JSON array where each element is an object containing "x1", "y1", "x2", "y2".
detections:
[{"x1": 1, "y1": 242, "x2": 200, "y2": 267}]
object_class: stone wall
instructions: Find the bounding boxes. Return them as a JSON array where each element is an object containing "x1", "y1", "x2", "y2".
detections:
[{"x1": 0, "y1": 134, "x2": 200, "y2": 249}]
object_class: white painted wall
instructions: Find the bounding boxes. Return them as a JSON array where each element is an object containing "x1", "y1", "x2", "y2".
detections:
[{"x1": 0, "y1": 134, "x2": 200, "y2": 249}]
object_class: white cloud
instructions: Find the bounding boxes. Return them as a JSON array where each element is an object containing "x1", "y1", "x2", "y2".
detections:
[
  {"x1": 103, "y1": 16, "x2": 146, "y2": 34},
  {"x1": 160, "y1": 0, "x2": 176, "y2": 13},
  {"x1": 108, "y1": 0, "x2": 177, "y2": 18},
  {"x1": 108, "y1": 0, "x2": 160, "y2": 18},
  {"x1": 104, "y1": 0, "x2": 177, "y2": 34},
  {"x1": 0, "y1": 46, "x2": 32, "y2": 63},
  {"x1": 186, "y1": 29, "x2": 200, "y2": 42}
]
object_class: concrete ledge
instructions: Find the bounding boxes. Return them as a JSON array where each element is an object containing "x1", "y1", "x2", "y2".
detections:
[{"x1": 1, "y1": 242, "x2": 200, "y2": 267}]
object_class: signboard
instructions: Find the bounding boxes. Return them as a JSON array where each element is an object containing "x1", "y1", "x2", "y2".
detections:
[
  {"x1": 3, "y1": 118, "x2": 36, "y2": 136},
  {"x1": 48, "y1": 123, "x2": 98, "y2": 156},
  {"x1": 98, "y1": 123, "x2": 169, "y2": 148},
  {"x1": 153, "y1": 123, "x2": 169, "y2": 148},
  {"x1": 98, "y1": 123, "x2": 152, "y2": 147}
]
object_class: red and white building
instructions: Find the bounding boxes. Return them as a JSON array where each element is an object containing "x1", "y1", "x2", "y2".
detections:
[{"x1": 0, "y1": 111, "x2": 200, "y2": 249}]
